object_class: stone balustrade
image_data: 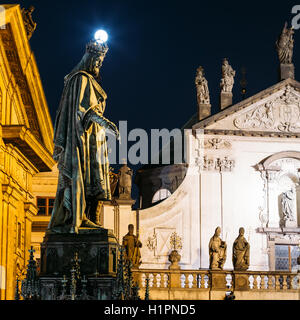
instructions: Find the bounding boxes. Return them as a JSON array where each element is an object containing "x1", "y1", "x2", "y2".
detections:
[{"x1": 132, "y1": 269, "x2": 300, "y2": 300}]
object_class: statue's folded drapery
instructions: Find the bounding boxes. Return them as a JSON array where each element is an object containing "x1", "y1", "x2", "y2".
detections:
[{"x1": 49, "y1": 70, "x2": 112, "y2": 233}]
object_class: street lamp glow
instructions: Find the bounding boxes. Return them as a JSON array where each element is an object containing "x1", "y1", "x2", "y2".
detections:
[{"x1": 94, "y1": 29, "x2": 108, "y2": 44}]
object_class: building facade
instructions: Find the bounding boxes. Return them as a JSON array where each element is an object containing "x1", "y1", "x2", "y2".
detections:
[{"x1": 0, "y1": 5, "x2": 55, "y2": 300}]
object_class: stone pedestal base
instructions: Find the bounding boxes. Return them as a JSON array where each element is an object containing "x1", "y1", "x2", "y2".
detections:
[
  {"x1": 283, "y1": 220, "x2": 297, "y2": 228},
  {"x1": 40, "y1": 228, "x2": 118, "y2": 277},
  {"x1": 210, "y1": 271, "x2": 227, "y2": 290},
  {"x1": 279, "y1": 63, "x2": 295, "y2": 80},
  {"x1": 198, "y1": 103, "x2": 211, "y2": 121},
  {"x1": 233, "y1": 272, "x2": 249, "y2": 291},
  {"x1": 220, "y1": 92, "x2": 232, "y2": 109}
]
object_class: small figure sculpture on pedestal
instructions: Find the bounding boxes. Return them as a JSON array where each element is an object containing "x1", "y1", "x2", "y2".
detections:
[
  {"x1": 195, "y1": 66, "x2": 211, "y2": 120},
  {"x1": 195, "y1": 66, "x2": 210, "y2": 105},
  {"x1": 122, "y1": 224, "x2": 142, "y2": 268},
  {"x1": 220, "y1": 58, "x2": 235, "y2": 93},
  {"x1": 220, "y1": 58, "x2": 235, "y2": 109},
  {"x1": 209, "y1": 227, "x2": 227, "y2": 270},
  {"x1": 276, "y1": 22, "x2": 295, "y2": 80},
  {"x1": 276, "y1": 22, "x2": 294, "y2": 65},
  {"x1": 232, "y1": 227, "x2": 250, "y2": 271},
  {"x1": 118, "y1": 164, "x2": 133, "y2": 200},
  {"x1": 281, "y1": 189, "x2": 296, "y2": 227}
]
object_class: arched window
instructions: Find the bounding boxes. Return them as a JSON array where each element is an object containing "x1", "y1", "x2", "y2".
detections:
[{"x1": 152, "y1": 188, "x2": 171, "y2": 204}]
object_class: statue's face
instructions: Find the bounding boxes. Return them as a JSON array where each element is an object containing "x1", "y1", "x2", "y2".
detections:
[
  {"x1": 92, "y1": 56, "x2": 104, "y2": 78},
  {"x1": 215, "y1": 227, "x2": 221, "y2": 236},
  {"x1": 239, "y1": 228, "x2": 245, "y2": 236},
  {"x1": 128, "y1": 224, "x2": 134, "y2": 234}
]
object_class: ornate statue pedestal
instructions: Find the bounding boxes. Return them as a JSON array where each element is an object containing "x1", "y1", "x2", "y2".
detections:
[{"x1": 39, "y1": 228, "x2": 118, "y2": 300}]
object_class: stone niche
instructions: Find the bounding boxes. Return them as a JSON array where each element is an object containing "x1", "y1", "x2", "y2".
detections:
[
  {"x1": 258, "y1": 152, "x2": 300, "y2": 229},
  {"x1": 40, "y1": 229, "x2": 118, "y2": 277}
]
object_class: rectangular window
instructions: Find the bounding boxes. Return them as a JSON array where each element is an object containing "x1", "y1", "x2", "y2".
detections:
[
  {"x1": 275, "y1": 244, "x2": 300, "y2": 272},
  {"x1": 37, "y1": 197, "x2": 55, "y2": 216}
]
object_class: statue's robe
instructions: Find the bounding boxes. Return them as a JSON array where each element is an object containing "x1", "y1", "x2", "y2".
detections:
[
  {"x1": 122, "y1": 233, "x2": 142, "y2": 267},
  {"x1": 49, "y1": 71, "x2": 111, "y2": 233},
  {"x1": 232, "y1": 236, "x2": 250, "y2": 270}
]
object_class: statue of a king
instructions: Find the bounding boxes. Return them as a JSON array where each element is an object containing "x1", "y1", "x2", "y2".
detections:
[{"x1": 48, "y1": 40, "x2": 119, "y2": 233}]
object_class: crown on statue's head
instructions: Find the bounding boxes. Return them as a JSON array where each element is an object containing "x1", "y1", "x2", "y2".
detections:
[{"x1": 86, "y1": 40, "x2": 108, "y2": 58}]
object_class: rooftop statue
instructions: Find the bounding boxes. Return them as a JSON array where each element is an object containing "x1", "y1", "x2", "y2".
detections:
[
  {"x1": 276, "y1": 22, "x2": 294, "y2": 64},
  {"x1": 195, "y1": 66, "x2": 210, "y2": 105},
  {"x1": 48, "y1": 40, "x2": 119, "y2": 233},
  {"x1": 220, "y1": 58, "x2": 235, "y2": 93}
]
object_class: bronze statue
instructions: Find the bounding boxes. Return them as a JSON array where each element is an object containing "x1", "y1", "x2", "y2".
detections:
[
  {"x1": 118, "y1": 164, "x2": 133, "y2": 200},
  {"x1": 122, "y1": 224, "x2": 142, "y2": 268},
  {"x1": 48, "y1": 40, "x2": 119, "y2": 233},
  {"x1": 232, "y1": 227, "x2": 250, "y2": 271},
  {"x1": 209, "y1": 227, "x2": 227, "y2": 270},
  {"x1": 276, "y1": 22, "x2": 294, "y2": 64},
  {"x1": 220, "y1": 58, "x2": 235, "y2": 93}
]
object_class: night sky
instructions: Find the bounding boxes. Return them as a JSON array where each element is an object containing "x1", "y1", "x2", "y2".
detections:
[
  {"x1": 9, "y1": 0, "x2": 300, "y2": 131},
  {"x1": 6, "y1": 0, "x2": 300, "y2": 204}
]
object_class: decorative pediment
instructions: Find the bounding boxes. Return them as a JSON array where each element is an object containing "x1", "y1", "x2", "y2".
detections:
[
  {"x1": 194, "y1": 79, "x2": 300, "y2": 136},
  {"x1": 234, "y1": 85, "x2": 300, "y2": 133}
]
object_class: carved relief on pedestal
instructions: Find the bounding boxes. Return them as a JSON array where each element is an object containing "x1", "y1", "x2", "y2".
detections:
[{"x1": 234, "y1": 86, "x2": 300, "y2": 133}]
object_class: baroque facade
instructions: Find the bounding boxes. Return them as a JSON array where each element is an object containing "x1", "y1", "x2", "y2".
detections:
[{"x1": 0, "y1": 5, "x2": 55, "y2": 300}]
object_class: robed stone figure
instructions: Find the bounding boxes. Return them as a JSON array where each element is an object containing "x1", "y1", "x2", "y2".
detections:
[
  {"x1": 122, "y1": 224, "x2": 142, "y2": 268},
  {"x1": 48, "y1": 40, "x2": 119, "y2": 233},
  {"x1": 232, "y1": 227, "x2": 250, "y2": 271},
  {"x1": 209, "y1": 227, "x2": 227, "y2": 270}
]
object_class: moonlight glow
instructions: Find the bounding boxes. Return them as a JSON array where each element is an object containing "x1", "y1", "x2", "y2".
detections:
[{"x1": 94, "y1": 29, "x2": 108, "y2": 43}]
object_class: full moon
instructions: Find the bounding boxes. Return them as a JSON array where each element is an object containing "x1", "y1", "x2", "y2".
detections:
[{"x1": 94, "y1": 29, "x2": 108, "y2": 44}]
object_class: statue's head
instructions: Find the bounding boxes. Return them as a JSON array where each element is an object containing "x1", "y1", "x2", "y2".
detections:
[
  {"x1": 239, "y1": 227, "x2": 245, "y2": 236},
  {"x1": 128, "y1": 224, "x2": 134, "y2": 234},
  {"x1": 70, "y1": 40, "x2": 108, "y2": 79},
  {"x1": 215, "y1": 227, "x2": 221, "y2": 237}
]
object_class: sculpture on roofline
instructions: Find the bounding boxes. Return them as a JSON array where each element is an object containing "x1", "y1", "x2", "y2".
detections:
[
  {"x1": 276, "y1": 22, "x2": 294, "y2": 64},
  {"x1": 220, "y1": 58, "x2": 235, "y2": 93}
]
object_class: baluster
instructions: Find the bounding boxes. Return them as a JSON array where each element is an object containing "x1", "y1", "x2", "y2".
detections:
[
  {"x1": 275, "y1": 275, "x2": 281, "y2": 290},
  {"x1": 200, "y1": 274, "x2": 205, "y2": 289},
  {"x1": 152, "y1": 273, "x2": 157, "y2": 288},
  {"x1": 268, "y1": 274, "x2": 275, "y2": 290},
  {"x1": 192, "y1": 273, "x2": 197, "y2": 288},
  {"x1": 282, "y1": 275, "x2": 288, "y2": 290},
  {"x1": 253, "y1": 275, "x2": 258, "y2": 290},
  {"x1": 183, "y1": 273, "x2": 189, "y2": 288}
]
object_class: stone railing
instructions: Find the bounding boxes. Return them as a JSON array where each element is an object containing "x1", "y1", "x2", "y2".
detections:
[{"x1": 132, "y1": 269, "x2": 300, "y2": 300}]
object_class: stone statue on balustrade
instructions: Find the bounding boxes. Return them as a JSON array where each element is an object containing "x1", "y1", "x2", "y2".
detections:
[
  {"x1": 195, "y1": 66, "x2": 210, "y2": 105},
  {"x1": 232, "y1": 227, "x2": 250, "y2": 271},
  {"x1": 48, "y1": 39, "x2": 119, "y2": 233},
  {"x1": 209, "y1": 227, "x2": 227, "y2": 270},
  {"x1": 118, "y1": 163, "x2": 133, "y2": 200},
  {"x1": 276, "y1": 22, "x2": 294, "y2": 64},
  {"x1": 281, "y1": 189, "x2": 296, "y2": 227},
  {"x1": 220, "y1": 58, "x2": 235, "y2": 93},
  {"x1": 122, "y1": 224, "x2": 142, "y2": 268}
]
